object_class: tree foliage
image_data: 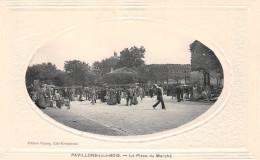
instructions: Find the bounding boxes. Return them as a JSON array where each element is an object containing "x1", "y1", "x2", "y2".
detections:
[
  {"x1": 189, "y1": 71, "x2": 204, "y2": 85},
  {"x1": 26, "y1": 60, "x2": 96, "y2": 87},
  {"x1": 26, "y1": 44, "x2": 197, "y2": 88},
  {"x1": 92, "y1": 46, "x2": 146, "y2": 84},
  {"x1": 132, "y1": 64, "x2": 150, "y2": 84},
  {"x1": 190, "y1": 40, "x2": 223, "y2": 85},
  {"x1": 64, "y1": 60, "x2": 92, "y2": 86},
  {"x1": 25, "y1": 62, "x2": 59, "y2": 86},
  {"x1": 144, "y1": 64, "x2": 191, "y2": 84},
  {"x1": 92, "y1": 57, "x2": 119, "y2": 75},
  {"x1": 190, "y1": 40, "x2": 222, "y2": 73},
  {"x1": 116, "y1": 46, "x2": 145, "y2": 68},
  {"x1": 52, "y1": 70, "x2": 71, "y2": 87},
  {"x1": 91, "y1": 46, "x2": 146, "y2": 75}
]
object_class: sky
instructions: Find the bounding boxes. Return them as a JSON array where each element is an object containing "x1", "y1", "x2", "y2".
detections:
[{"x1": 30, "y1": 21, "x2": 195, "y2": 70}]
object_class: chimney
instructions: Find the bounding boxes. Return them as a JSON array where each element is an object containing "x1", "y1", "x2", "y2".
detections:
[
  {"x1": 111, "y1": 68, "x2": 113, "y2": 73},
  {"x1": 114, "y1": 51, "x2": 118, "y2": 58}
]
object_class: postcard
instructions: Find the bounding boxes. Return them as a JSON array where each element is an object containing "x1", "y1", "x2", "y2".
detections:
[{"x1": 0, "y1": 0, "x2": 259, "y2": 159}]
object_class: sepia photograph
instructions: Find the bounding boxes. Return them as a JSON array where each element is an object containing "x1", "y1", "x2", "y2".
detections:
[
  {"x1": 1, "y1": 0, "x2": 260, "y2": 159},
  {"x1": 25, "y1": 24, "x2": 224, "y2": 136}
]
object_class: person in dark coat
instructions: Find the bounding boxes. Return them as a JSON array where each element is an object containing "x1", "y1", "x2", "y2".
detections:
[
  {"x1": 91, "y1": 86, "x2": 96, "y2": 105},
  {"x1": 53, "y1": 89, "x2": 62, "y2": 108},
  {"x1": 126, "y1": 87, "x2": 134, "y2": 106},
  {"x1": 107, "y1": 88, "x2": 117, "y2": 105},
  {"x1": 152, "y1": 84, "x2": 166, "y2": 110},
  {"x1": 79, "y1": 87, "x2": 84, "y2": 101},
  {"x1": 115, "y1": 87, "x2": 121, "y2": 104},
  {"x1": 170, "y1": 86, "x2": 175, "y2": 100},
  {"x1": 176, "y1": 85, "x2": 182, "y2": 102},
  {"x1": 63, "y1": 88, "x2": 70, "y2": 109},
  {"x1": 100, "y1": 88, "x2": 107, "y2": 102},
  {"x1": 183, "y1": 86, "x2": 189, "y2": 101},
  {"x1": 133, "y1": 89, "x2": 138, "y2": 105},
  {"x1": 149, "y1": 88, "x2": 154, "y2": 98},
  {"x1": 35, "y1": 86, "x2": 47, "y2": 109},
  {"x1": 69, "y1": 89, "x2": 74, "y2": 101}
]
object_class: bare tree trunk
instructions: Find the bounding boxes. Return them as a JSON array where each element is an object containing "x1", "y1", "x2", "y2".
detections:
[
  {"x1": 203, "y1": 73, "x2": 207, "y2": 86},
  {"x1": 207, "y1": 72, "x2": 210, "y2": 85}
]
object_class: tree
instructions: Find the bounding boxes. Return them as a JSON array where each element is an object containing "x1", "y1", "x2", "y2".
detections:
[
  {"x1": 116, "y1": 46, "x2": 145, "y2": 68},
  {"x1": 190, "y1": 40, "x2": 223, "y2": 86},
  {"x1": 92, "y1": 56, "x2": 119, "y2": 75},
  {"x1": 25, "y1": 62, "x2": 59, "y2": 86},
  {"x1": 132, "y1": 64, "x2": 150, "y2": 84},
  {"x1": 52, "y1": 70, "x2": 72, "y2": 87},
  {"x1": 148, "y1": 64, "x2": 168, "y2": 82},
  {"x1": 145, "y1": 64, "x2": 191, "y2": 86},
  {"x1": 64, "y1": 60, "x2": 92, "y2": 86},
  {"x1": 181, "y1": 64, "x2": 191, "y2": 84},
  {"x1": 210, "y1": 68, "x2": 223, "y2": 87},
  {"x1": 189, "y1": 71, "x2": 204, "y2": 85}
]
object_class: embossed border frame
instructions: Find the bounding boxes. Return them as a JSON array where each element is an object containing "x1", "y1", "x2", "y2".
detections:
[{"x1": 0, "y1": 0, "x2": 259, "y2": 160}]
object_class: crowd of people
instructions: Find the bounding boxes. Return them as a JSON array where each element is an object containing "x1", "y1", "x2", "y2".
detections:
[
  {"x1": 26, "y1": 83, "x2": 146, "y2": 109},
  {"x1": 27, "y1": 81, "x2": 222, "y2": 110},
  {"x1": 27, "y1": 84, "x2": 73, "y2": 109},
  {"x1": 82, "y1": 86, "x2": 145, "y2": 106},
  {"x1": 165, "y1": 84, "x2": 222, "y2": 102}
]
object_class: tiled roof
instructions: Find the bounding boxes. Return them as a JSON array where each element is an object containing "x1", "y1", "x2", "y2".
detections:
[{"x1": 110, "y1": 67, "x2": 137, "y2": 74}]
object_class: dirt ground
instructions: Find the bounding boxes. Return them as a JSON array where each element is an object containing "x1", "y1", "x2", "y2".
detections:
[{"x1": 42, "y1": 96, "x2": 214, "y2": 136}]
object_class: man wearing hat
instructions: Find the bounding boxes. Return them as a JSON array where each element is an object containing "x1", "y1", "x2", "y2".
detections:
[
  {"x1": 126, "y1": 86, "x2": 134, "y2": 106},
  {"x1": 152, "y1": 84, "x2": 166, "y2": 110}
]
